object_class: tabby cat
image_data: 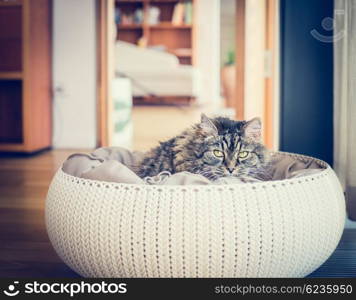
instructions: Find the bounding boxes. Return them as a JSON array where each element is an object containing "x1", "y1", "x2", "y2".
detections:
[{"x1": 137, "y1": 114, "x2": 270, "y2": 181}]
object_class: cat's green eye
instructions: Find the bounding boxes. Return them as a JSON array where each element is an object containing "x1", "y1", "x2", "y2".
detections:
[
  {"x1": 213, "y1": 150, "x2": 224, "y2": 158},
  {"x1": 238, "y1": 151, "x2": 249, "y2": 159}
]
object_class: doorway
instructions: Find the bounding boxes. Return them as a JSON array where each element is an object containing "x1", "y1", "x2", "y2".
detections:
[{"x1": 96, "y1": 0, "x2": 278, "y2": 151}]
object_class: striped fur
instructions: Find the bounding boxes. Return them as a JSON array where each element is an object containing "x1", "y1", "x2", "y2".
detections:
[{"x1": 137, "y1": 115, "x2": 270, "y2": 181}]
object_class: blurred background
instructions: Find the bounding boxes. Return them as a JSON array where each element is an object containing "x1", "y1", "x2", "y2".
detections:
[
  {"x1": 0, "y1": 0, "x2": 332, "y2": 156},
  {"x1": 1, "y1": 0, "x2": 356, "y2": 277}
]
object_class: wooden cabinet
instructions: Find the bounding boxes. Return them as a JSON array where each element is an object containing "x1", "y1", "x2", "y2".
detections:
[
  {"x1": 0, "y1": 0, "x2": 51, "y2": 152},
  {"x1": 115, "y1": 0, "x2": 195, "y2": 65}
]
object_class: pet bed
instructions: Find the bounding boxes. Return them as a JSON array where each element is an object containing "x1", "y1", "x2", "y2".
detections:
[{"x1": 45, "y1": 149, "x2": 345, "y2": 277}]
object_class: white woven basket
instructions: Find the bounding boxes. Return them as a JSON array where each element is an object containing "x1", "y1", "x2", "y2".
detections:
[{"x1": 45, "y1": 152, "x2": 345, "y2": 278}]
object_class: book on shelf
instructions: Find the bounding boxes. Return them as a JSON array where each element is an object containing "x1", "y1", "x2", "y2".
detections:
[
  {"x1": 172, "y1": 2, "x2": 184, "y2": 25},
  {"x1": 184, "y1": 1, "x2": 192, "y2": 25},
  {"x1": 172, "y1": 1, "x2": 193, "y2": 25}
]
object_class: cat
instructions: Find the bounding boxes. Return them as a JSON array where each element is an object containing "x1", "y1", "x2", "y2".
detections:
[{"x1": 136, "y1": 114, "x2": 270, "y2": 181}]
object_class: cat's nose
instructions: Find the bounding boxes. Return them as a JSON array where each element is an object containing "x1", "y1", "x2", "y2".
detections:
[{"x1": 227, "y1": 168, "x2": 234, "y2": 174}]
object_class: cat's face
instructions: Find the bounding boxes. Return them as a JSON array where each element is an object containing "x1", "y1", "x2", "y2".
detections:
[
  {"x1": 173, "y1": 115, "x2": 269, "y2": 180},
  {"x1": 199, "y1": 133, "x2": 268, "y2": 180}
]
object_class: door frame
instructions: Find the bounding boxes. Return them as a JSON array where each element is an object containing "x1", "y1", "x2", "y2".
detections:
[
  {"x1": 264, "y1": 0, "x2": 277, "y2": 149},
  {"x1": 235, "y1": 0, "x2": 278, "y2": 149},
  {"x1": 96, "y1": 0, "x2": 114, "y2": 147},
  {"x1": 235, "y1": 0, "x2": 245, "y2": 121}
]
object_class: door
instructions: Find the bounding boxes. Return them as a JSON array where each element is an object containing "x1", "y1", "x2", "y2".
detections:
[
  {"x1": 279, "y1": 0, "x2": 333, "y2": 164},
  {"x1": 52, "y1": 0, "x2": 97, "y2": 148}
]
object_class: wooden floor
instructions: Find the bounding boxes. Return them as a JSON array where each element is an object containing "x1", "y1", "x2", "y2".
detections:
[
  {"x1": 309, "y1": 229, "x2": 356, "y2": 277},
  {"x1": 0, "y1": 149, "x2": 355, "y2": 278},
  {"x1": 0, "y1": 150, "x2": 79, "y2": 277},
  {"x1": 132, "y1": 105, "x2": 204, "y2": 151}
]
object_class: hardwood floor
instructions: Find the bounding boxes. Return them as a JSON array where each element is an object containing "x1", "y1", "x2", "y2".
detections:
[
  {"x1": 132, "y1": 105, "x2": 203, "y2": 151},
  {"x1": 309, "y1": 229, "x2": 356, "y2": 278},
  {"x1": 0, "y1": 149, "x2": 355, "y2": 278},
  {"x1": 0, "y1": 150, "x2": 79, "y2": 277}
]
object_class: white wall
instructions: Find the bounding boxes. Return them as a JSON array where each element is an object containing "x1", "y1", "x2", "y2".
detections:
[
  {"x1": 195, "y1": 0, "x2": 221, "y2": 105},
  {"x1": 52, "y1": 0, "x2": 97, "y2": 148}
]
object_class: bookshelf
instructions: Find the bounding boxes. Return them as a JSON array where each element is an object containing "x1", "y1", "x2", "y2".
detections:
[
  {"x1": 115, "y1": 0, "x2": 195, "y2": 65},
  {"x1": 0, "y1": 0, "x2": 51, "y2": 152}
]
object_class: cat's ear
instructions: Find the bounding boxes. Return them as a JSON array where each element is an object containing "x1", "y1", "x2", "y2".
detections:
[
  {"x1": 243, "y1": 117, "x2": 262, "y2": 142},
  {"x1": 200, "y1": 113, "x2": 218, "y2": 135}
]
